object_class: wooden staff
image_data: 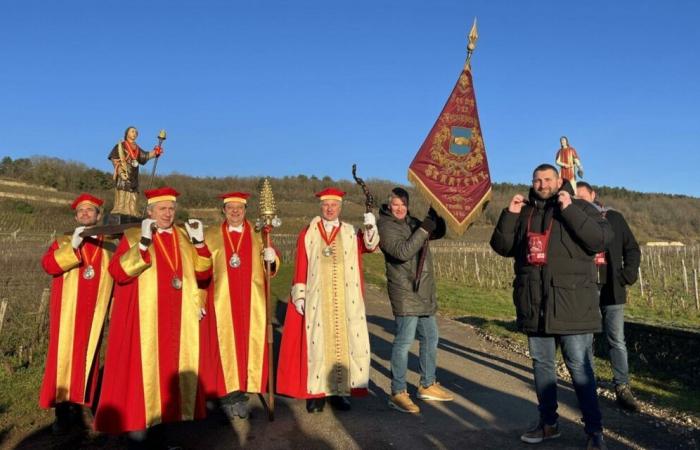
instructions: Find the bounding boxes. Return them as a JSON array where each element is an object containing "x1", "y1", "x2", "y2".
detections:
[{"x1": 351, "y1": 164, "x2": 376, "y2": 230}]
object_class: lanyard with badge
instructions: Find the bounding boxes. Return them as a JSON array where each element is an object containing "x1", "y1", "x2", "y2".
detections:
[
  {"x1": 526, "y1": 209, "x2": 554, "y2": 266},
  {"x1": 593, "y1": 211, "x2": 608, "y2": 267}
]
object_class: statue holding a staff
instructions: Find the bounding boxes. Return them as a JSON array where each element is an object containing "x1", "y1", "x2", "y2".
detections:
[{"x1": 107, "y1": 126, "x2": 164, "y2": 221}]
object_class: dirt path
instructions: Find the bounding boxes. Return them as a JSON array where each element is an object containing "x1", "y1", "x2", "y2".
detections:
[{"x1": 9, "y1": 285, "x2": 698, "y2": 449}]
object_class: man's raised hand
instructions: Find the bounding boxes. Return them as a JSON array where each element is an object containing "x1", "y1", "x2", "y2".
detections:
[
  {"x1": 558, "y1": 191, "x2": 572, "y2": 210},
  {"x1": 508, "y1": 195, "x2": 526, "y2": 214},
  {"x1": 185, "y1": 219, "x2": 204, "y2": 244},
  {"x1": 71, "y1": 226, "x2": 86, "y2": 249}
]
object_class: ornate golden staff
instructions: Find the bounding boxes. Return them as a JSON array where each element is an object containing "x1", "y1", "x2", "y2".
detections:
[
  {"x1": 141, "y1": 129, "x2": 167, "y2": 217},
  {"x1": 255, "y1": 177, "x2": 282, "y2": 421}
]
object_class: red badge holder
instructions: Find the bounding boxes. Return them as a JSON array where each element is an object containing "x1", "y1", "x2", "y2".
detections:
[
  {"x1": 594, "y1": 252, "x2": 607, "y2": 266},
  {"x1": 526, "y1": 209, "x2": 553, "y2": 266},
  {"x1": 594, "y1": 209, "x2": 608, "y2": 266}
]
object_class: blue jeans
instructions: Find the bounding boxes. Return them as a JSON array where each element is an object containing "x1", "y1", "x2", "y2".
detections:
[
  {"x1": 601, "y1": 304, "x2": 629, "y2": 385},
  {"x1": 390, "y1": 315, "x2": 438, "y2": 394},
  {"x1": 528, "y1": 334, "x2": 602, "y2": 435}
]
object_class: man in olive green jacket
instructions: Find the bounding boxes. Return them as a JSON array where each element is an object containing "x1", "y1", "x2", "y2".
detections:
[{"x1": 377, "y1": 187, "x2": 453, "y2": 414}]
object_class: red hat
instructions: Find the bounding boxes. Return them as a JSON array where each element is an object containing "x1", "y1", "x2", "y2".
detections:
[
  {"x1": 219, "y1": 192, "x2": 250, "y2": 205},
  {"x1": 315, "y1": 188, "x2": 346, "y2": 201},
  {"x1": 144, "y1": 187, "x2": 180, "y2": 205},
  {"x1": 71, "y1": 193, "x2": 104, "y2": 210}
]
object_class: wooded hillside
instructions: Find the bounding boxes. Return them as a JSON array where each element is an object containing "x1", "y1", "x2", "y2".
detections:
[{"x1": 1, "y1": 155, "x2": 698, "y2": 243}]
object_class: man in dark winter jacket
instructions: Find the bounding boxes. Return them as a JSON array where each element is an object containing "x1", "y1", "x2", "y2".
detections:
[
  {"x1": 377, "y1": 187, "x2": 453, "y2": 414},
  {"x1": 577, "y1": 181, "x2": 641, "y2": 412},
  {"x1": 490, "y1": 164, "x2": 613, "y2": 450}
]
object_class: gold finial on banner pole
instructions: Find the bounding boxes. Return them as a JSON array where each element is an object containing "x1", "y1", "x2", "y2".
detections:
[{"x1": 465, "y1": 17, "x2": 479, "y2": 68}]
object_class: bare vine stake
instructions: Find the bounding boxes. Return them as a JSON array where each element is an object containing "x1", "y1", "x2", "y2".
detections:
[
  {"x1": 661, "y1": 271, "x2": 666, "y2": 290},
  {"x1": 638, "y1": 267, "x2": 644, "y2": 298},
  {"x1": 36, "y1": 288, "x2": 50, "y2": 342},
  {"x1": 694, "y1": 269, "x2": 699, "y2": 311},
  {"x1": 683, "y1": 259, "x2": 689, "y2": 293},
  {"x1": 474, "y1": 253, "x2": 481, "y2": 286},
  {"x1": 0, "y1": 300, "x2": 8, "y2": 339}
]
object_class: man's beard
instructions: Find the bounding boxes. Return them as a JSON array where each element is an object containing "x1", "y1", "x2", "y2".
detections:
[{"x1": 535, "y1": 188, "x2": 557, "y2": 200}]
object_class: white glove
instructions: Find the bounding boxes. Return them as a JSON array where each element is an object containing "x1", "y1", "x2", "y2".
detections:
[
  {"x1": 263, "y1": 247, "x2": 276, "y2": 263},
  {"x1": 363, "y1": 212, "x2": 376, "y2": 228},
  {"x1": 71, "y1": 226, "x2": 86, "y2": 249},
  {"x1": 141, "y1": 219, "x2": 156, "y2": 240},
  {"x1": 294, "y1": 298, "x2": 305, "y2": 315},
  {"x1": 185, "y1": 219, "x2": 204, "y2": 244},
  {"x1": 198, "y1": 307, "x2": 207, "y2": 321}
]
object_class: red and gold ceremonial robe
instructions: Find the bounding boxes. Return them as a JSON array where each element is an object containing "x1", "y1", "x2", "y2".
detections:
[
  {"x1": 199, "y1": 220, "x2": 280, "y2": 398},
  {"x1": 277, "y1": 217, "x2": 378, "y2": 398},
  {"x1": 40, "y1": 235, "x2": 115, "y2": 409},
  {"x1": 94, "y1": 227, "x2": 212, "y2": 434}
]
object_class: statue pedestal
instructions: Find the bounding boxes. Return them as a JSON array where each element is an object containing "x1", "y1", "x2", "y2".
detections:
[{"x1": 104, "y1": 213, "x2": 141, "y2": 225}]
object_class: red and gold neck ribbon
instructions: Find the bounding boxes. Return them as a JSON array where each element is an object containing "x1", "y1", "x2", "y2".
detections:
[
  {"x1": 317, "y1": 221, "x2": 341, "y2": 247},
  {"x1": 222, "y1": 222, "x2": 245, "y2": 255},
  {"x1": 80, "y1": 236, "x2": 102, "y2": 267},
  {"x1": 123, "y1": 140, "x2": 139, "y2": 160},
  {"x1": 154, "y1": 229, "x2": 179, "y2": 274}
]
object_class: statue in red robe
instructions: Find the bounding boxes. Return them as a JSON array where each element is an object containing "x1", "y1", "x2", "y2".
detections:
[{"x1": 555, "y1": 136, "x2": 584, "y2": 190}]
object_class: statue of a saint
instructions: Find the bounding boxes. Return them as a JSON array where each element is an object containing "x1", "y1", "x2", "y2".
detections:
[
  {"x1": 107, "y1": 126, "x2": 162, "y2": 221},
  {"x1": 555, "y1": 136, "x2": 583, "y2": 190}
]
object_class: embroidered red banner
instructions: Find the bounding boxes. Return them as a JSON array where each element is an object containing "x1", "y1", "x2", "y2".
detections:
[{"x1": 408, "y1": 63, "x2": 492, "y2": 236}]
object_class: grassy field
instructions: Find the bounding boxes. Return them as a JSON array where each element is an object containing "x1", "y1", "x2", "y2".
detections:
[{"x1": 426, "y1": 265, "x2": 700, "y2": 416}]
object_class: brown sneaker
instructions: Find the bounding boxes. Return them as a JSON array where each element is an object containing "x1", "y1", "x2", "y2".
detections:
[
  {"x1": 388, "y1": 391, "x2": 420, "y2": 414},
  {"x1": 615, "y1": 384, "x2": 640, "y2": 412},
  {"x1": 417, "y1": 382, "x2": 454, "y2": 401},
  {"x1": 520, "y1": 420, "x2": 561, "y2": 444}
]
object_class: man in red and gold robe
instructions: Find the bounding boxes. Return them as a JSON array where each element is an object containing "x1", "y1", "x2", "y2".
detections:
[
  {"x1": 40, "y1": 194, "x2": 115, "y2": 434},
  {"x1": 94, "y1": 187, "x2": 212, "y2": 444},
  {"x1": 277, "y1": 188, "x2": 379, "y2": 413},
  {"x1": 199, "y1": 192, "x2": 280, "y2": 419}
]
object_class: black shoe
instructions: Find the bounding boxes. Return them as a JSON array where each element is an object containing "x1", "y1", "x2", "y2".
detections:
[
  {"x1": 306, "y1": 398, "x2": 325, "y2": 413},
  {"x1": 222, "y1": 399, "x2": 251, "y2": 420},
  {"x1": 126, "y1": 430, "x2": 149, "y2": 450},
  {"x1": 51, "y1": 403, "x2": 74, "y2": 435},
  {"x1": 615, "y1": 384, "x2": 640, "y2": 412},
  {"x1": 586, "y1": 432, "x2": 607, "y2": 450},
  {"x1": 329, "y1": 396, "x2": 351, "y2": 411}
]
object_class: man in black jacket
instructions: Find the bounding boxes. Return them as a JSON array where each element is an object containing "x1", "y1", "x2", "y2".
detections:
[
  {"x1": 490, "y1": 164, "x2": 612, "y2": 449},
  {"x1": 577, "y1": 181, "x2": 641, "y2": 412},
  {"x1": 377, "y1": 187, "x2": 453, "y2": 414}
]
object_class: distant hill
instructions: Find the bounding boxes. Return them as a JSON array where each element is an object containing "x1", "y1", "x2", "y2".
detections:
[{"x1": 1, "y1": 155, "x2": 699, "y2": 243}]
